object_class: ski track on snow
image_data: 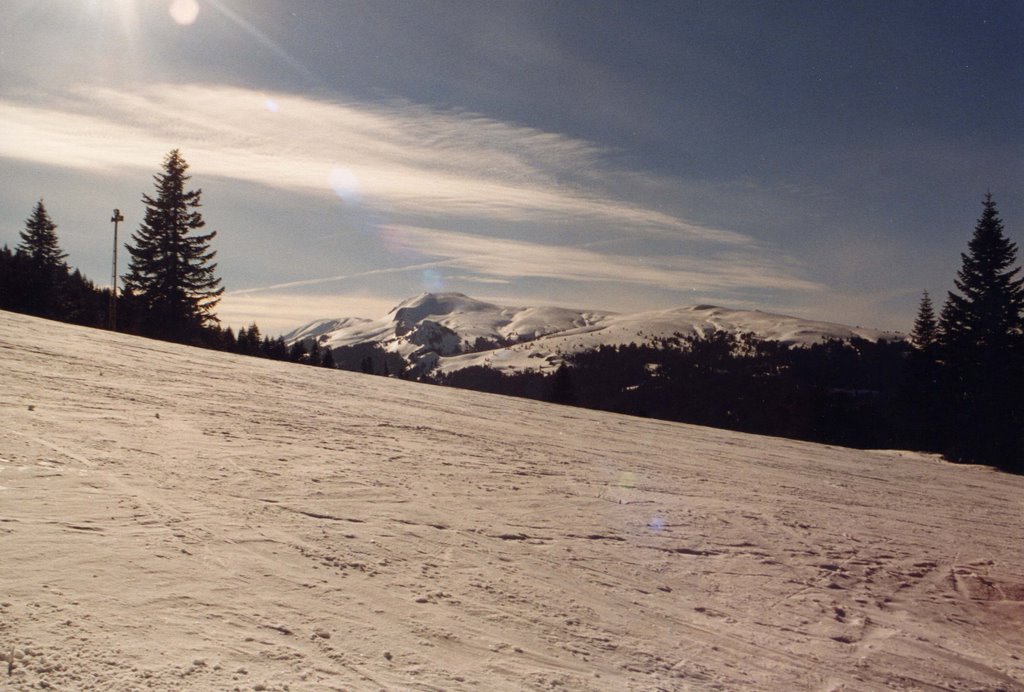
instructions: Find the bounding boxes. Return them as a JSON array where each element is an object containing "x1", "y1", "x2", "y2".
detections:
[{"x1": 1, "y1": 310, "x2": 1022, "y2": 690}]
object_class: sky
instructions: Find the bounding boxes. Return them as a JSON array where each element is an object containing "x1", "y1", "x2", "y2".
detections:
[{"x1": 1, "y1": 0, "x2": 1021, "y2": 334}]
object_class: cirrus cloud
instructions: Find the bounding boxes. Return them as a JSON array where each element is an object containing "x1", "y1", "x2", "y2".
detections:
[
  {"x1": 1, "y1": 82, "x2": 821, "y2": 325},
  {"x1": 378, "y1": 224, "x2": 820, "y2": 296},
  {"x1": 0, "y1": 83, "x2": 749, "y2": 245}
]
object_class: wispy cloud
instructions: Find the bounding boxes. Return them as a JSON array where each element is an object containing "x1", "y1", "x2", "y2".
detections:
[
  {"x1": 0, "y1": 83, "x2": 748, "y2": 245},
  {"x1": 218, "y1": 291, "x2": 395, "y2": 335},
  {"x1": 449, "y1": 275, "x2": 513, "y2": 285},
  {"x1": 228, "y1": 259, "x2": 460, "y2": 296},
  {"x1": 380, "y1": 224, "x2": 821, "y2": 295},
  {"x1": 1, "y1": 82, "x2": 826, "y2": 317}
]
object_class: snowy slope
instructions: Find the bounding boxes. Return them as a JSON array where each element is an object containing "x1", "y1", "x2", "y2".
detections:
[
  {"x1": 284, "y1": 292, "x2": 903, "y2": 374},
  {"x1": 3, "y1": 310, "x2": 1022, "y2": 691}
]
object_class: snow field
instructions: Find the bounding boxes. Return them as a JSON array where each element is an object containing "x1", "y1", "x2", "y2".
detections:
[{"x1": 1, "y1": 309, "x2": 1022, "y2": 690}]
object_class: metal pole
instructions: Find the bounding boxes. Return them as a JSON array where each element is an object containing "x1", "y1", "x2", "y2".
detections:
[{"x1": 108, "y1": 209, "x2": 124, "y2": 330}]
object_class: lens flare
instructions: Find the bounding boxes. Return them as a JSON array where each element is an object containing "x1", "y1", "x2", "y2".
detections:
[
  {"x1": 421, "y1": 268, "x2": 444, "y2": 292},
  {"x1": 328, "y1": 167, "x2": 361, "y2": 205},
  {"x1": 169, "y1": 0, "x2": 200, "y2": 25}
]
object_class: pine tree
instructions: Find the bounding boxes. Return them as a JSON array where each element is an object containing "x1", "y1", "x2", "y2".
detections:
[
  {"x1": 288, "y1": 340, "x2": 307, "y2": 363},
  {"x1": 910, "y1": 291, "x2": 939, "y2": 350},
  {"x1": 219, "y1": 326, "x2": 238, "y2": 352},
  {"x1": 235, "y1": 326, "x2": 249, "y2": 353},
  {"x1": 939, "y1": 193, "x2": 1024, "y2": 471},
  {"x1": 940, "y1": 194, "x2": 1024, "y2": 350},
  {"x1": 18, "y1": 200, "x2": 67, "y2": 269},
  {"x1": 267, "y1": 337, "x2": 289, "y2": 361},
  {"x1": 16, "y1": 200, "x2": 68, "y2": 317},
  {"x1": 321, "y1": 347, "x2": 336, "y2": 369},
  {"x1": 243, "y1": 323, "x2": 261, "y2": 355},
  {"x1": 900, "y1": 291, "x2": 945, "y2": 452},
  {"x1": 123, "y1": 150, "x2": 223, "y2": 341}
]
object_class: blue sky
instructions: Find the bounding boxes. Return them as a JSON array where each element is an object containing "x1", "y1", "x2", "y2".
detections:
[{"x1": 1, "y1": 0, "x2": 1021, "y2": 333}]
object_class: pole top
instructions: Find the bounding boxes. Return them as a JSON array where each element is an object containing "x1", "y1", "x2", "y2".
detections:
[{"x1": 111, "y1": 209, "x2": 124, "y2": 223}]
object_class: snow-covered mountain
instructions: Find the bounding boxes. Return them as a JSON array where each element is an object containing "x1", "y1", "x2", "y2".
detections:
[
  {"x1": 284, "y1": 292, "x2": 903, "y2": 374},
  {"x1": 3, "y1": 309, "x2": 1022, "y2": 690}
]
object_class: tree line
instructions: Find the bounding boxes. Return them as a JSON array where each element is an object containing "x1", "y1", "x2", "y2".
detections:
[
  {"x1": 2, "y1": 151, "x2": 1021, "y2": 472},
  {"x1": 1, "y1": 202, "x2": 112, "y2": 328},
  {"x1": 1, "y1": 150, "x2": 334, "y2": 368},
  {"x1": 3, "y1": 151, "x2": 217, "y2": 338}
]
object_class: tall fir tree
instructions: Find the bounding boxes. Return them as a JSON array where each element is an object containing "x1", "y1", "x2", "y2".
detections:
[
  {"x1": 940, "y1": 194, "x2": 1024, "y2": 351},
  {"x1": 17, "y1": 199, "x2": 68, "y2": 317},
  {"x1": 910, "y1": 291, "x2": 939, "y2": 350},
  {"x1": 123, "y1": 150, "x2": 223, "y2": 341},
  {"x1": 901, "y1": 290, "x2": 945, "y2": 452},
  {"x1": 18, "y1": 199, "x2": 67, "y2": 269},
  {"x1": 939, "y1": 193, "x2": 1024, "y2": 471}
]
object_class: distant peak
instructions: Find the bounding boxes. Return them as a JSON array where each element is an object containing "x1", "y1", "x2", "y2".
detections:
[
  {"x1": 390, "y1": 292, "x2": 464, "y2": 312},
  {"x1": 404, "y1": 291, "x2": 470, "y2": 305},
  {"x1": 389, "y1": 292, "x2": 498, "y2": 325}
]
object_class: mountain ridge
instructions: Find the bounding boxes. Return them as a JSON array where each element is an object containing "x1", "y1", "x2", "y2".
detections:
[{"x1": 284, "y1": 292, "x2": 903, "y2": 374}]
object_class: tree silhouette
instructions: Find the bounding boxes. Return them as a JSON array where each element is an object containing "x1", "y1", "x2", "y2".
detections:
[
  {"x1": 288, "y1": 340, "x2": 307, "y2": 363},
  {"x1": 547, "y1": 363, "x2": 576, "y2": 404},
  {"x1": 321, "y1": 347, "x2": 336, "y2": 369},
  {"x1": 19, "y1": 200, "x2": 67, "y2": 269},
  {"x1": 17, "y1": 199, "x2": 68, "y2": 317},
  {"x1": 123, "y1": 150, "x2": 223, "y2": 341},
  {"x1": 939, "y1": 194, "x2": 1024, "y2": 470},
  {"x1": 910, "y1": 290, "x2": 938, "y2": 350},
  {"x1": 900, "y1": 291, "x2": 945, "y2": 452}
]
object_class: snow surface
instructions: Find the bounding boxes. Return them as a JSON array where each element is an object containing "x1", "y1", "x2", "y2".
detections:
[
  {"x1": 283, "y1": 292, "x2": 904, "y2": 375},
  {"x1": 2, "y1": 309, "x2": 1023, "y2": 691}
]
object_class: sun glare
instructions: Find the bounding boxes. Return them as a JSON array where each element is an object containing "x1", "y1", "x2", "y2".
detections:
[{"x1": 168, "y1": 0, "x2": 200, "y2": 26}]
